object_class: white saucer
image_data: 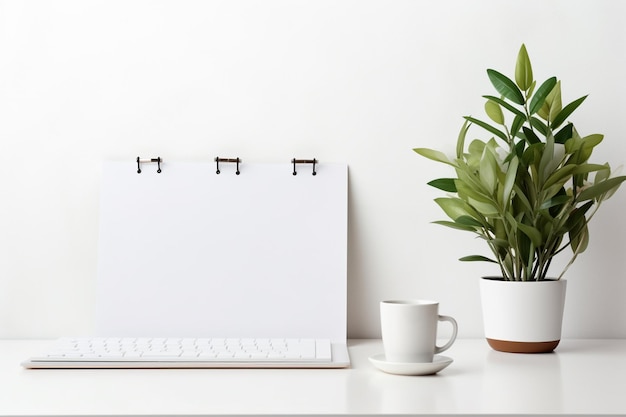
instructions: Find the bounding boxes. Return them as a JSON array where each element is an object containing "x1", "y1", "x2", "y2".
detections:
[{"x1": 369, "y1": 354, "x2": 453, "y2": 376}]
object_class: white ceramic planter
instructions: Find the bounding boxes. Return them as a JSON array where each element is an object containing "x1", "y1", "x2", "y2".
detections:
[{"x1": 479, "y1": 277, "x2": 567, "y2": 353}]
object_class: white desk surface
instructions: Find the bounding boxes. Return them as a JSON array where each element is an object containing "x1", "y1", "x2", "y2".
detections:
[{"x1": 1, "y1": 339, "x2": 624, "y2": 416}]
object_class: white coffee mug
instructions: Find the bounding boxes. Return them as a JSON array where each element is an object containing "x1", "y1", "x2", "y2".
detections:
[{"x1": 380, "y1": 299, "x2": 458, "y2": 363}]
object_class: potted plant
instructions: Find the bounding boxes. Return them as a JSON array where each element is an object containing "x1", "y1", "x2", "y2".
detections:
[{"x1": 414, "y1": 44, "x2": 626, "y2": 353}]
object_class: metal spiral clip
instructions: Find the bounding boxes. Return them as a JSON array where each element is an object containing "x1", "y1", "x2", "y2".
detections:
[
  {"x1": 215, "y1": 157, "x2": 241, "y2": 175},
  {"x1": 136, "y1": 157, "x2": 162, "y2": 174},
  {"x1": 292, "y1": 158, "x2": 317, "y2": 176}
]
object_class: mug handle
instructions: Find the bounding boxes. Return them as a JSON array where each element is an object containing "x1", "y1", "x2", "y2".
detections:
[{"x1": 435, "y1": 315, "x2": 458, "y2": 354}]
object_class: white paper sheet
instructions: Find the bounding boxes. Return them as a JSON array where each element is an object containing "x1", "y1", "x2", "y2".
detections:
[{"x1": 96, "y1": 160, "x2": 347, "y2": 342}]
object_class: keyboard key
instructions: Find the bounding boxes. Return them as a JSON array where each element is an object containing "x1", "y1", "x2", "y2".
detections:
[
  {"x1": 297, "y1": 339, "x2": 316, "y2": 358},
  {"x1": 141, "y1": 351, "x2": 182, "y2": 358}
]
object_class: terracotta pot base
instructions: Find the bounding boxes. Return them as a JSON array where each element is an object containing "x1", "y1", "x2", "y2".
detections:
[{"x1": 486, "y1": 338, "x2": 560, "y2": 353}]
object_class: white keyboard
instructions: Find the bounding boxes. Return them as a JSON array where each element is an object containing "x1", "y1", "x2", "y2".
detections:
[{"x1": 23, "y1": 337, "x2": 335, "y2": 369}]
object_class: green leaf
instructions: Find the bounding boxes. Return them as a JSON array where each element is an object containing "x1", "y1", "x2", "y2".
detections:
[
  {"x1": 516, "y1": 232, "x2": 532, "y2": 267},
  {"x1": 455, "y1": 163, "x2": 487, "y2": 193},
  {"x1": 515, "y1": 139, "x2": 526, "y2": 157},
  {"x1": 427, "y1": 178, "x2": 457, "y2": 192},
  {"x1": 515, "y1": 44, "x2": 533, "y2": 91},
  {"x1": 522, "y1": 143, "x2": 543, "y2": 168},
  {"x1": 468, "y1": 197, "x2": 499, "y2": 215},
  {"x1": 530, "y1": 117, "x2": 548, "y2": 136},
  {"x1": 504, "y1": 139, "x2": 525, "y2": 164},
  {"x1": 539, "y1": 194, "x2": 571, "y2": 210},
  {"x1": 476, "y1": 234, "x2": 509, "y2": 246},
  {"x1": 542, "y1": 183, "x2": 567, "y2": 202},
  {"x1": 484, "y1": 237, "x2": 510, "y2": 249},
  {"x1": 487, "y1": 69, "x2": 525, "y2": 105},
  {"x1": 594, "y1": 171, "x2": 619, "y2": 200},
  {"x1": 543, "y1": 164, "x2": 576, "y2": 189},
  {"x1": 571, "y1": 134, "x2": 603, "y2": 165},
  {"x1": 512, "y1": 184, "x2": 533, "y2": 213},
  {"x1": 577, "y1": 176, "x2": 626, "y2": 201},
  {"x1": 582, "y1": 134, "x2": 604, "y2": 151},
  {"x1": 527, "y1": 80, "x2": 536, "y2": 100},
  {"x1": 459, "y1": 255, "x2": 498, "y2": 263},
  {"x1": 552, "y1": 95, "x2": 588, "y2": 130},
  {"x1": 529, "y1": 77, "x2": 557, "y2": 115},
  {"x1": 456, "y1": 119, "x2": 470, "y2": 159},
  {"x1": 517, "y1": 222, "x2": 543, "y2": 247},
  {"x1": 573, "y1": 163, "x2": 610, "y2": 175},
  {"x1": 538, "y1": 132, "x2": 555, "y2": 183},
  {"x1": 510, "y1": 114, "x2": 526, "y2": 141},
  {"x1": 485, "y1": 99, "x2": 504, "y2": 125},
  {"x1": 463, "y1": 116, "x2": 507, "y2": 141},
  {"x1": 467, "y1": 139, "x2": 486, "y2": 161},
  {"x1": 554, "y1": 123, "x2": 573, "y2": 144},
  {"x1": 504, "y1": 212, "x2": 519, "y2": 232},
  {"x1": 564, "y1": 126, "x2": 583, "y2": 154},
  {"x1": 594, "y1": 163, "x2": 611, "y2": 184},
  {"x1": 538, "y1": 81, "x2": 562, "y2": 123},
  {"x1": 522, "y1": 126, "x2": 541, "y2": 145},
  {"x1": 435, "y1": 197, "x2": 475, "y2": 220},
  {"x1": 570, "y1": 220, "x2": 589, "y2": 254},
  {"x1": 414, "y1": 148, "x2": 455, "y2": 166},
  {"x1": 456, "y1": 180, "x2": 485, "y2": 206},
  {"x1": 502, "y1": 156, "x2": 519, "y2": 205},
  {"x1": 565, "y1": 201, "x2": 593, "y2": 229},
  {"x1": 482, "y1": 95, "x2": 526, "y2": 119},
  {"x1": 479, "y1": 148, "x2": 498, "y2": 193},
  {"x1": 548, "y1": 81, "x2": 562, "y2": 122},
  {"x1": 456, "y1": 215, "x2": 484, "y2": 227},
  {"x1": 432, "y1": 220, "x2": 477, "y2": 232}
]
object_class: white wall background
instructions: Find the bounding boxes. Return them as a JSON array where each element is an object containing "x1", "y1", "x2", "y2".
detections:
[{"x1": 1, "y1": 0, "x2": 625, "y2": 339}]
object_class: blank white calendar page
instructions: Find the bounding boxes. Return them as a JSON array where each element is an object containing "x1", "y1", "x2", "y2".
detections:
[{"x1": 96, "y1": 161, "x2": 347, "y2": 342}]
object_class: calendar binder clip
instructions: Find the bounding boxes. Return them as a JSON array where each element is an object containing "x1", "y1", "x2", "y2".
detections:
[
  {"x1": 292, "y1": 158, "x2": 317, "y2": 176},
  {"x1": 215, "y1": 157, "x2": 241, "y2": 175},
  {"x1": 136, "y1": 157, "x2": 162, "y2": 174}
]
